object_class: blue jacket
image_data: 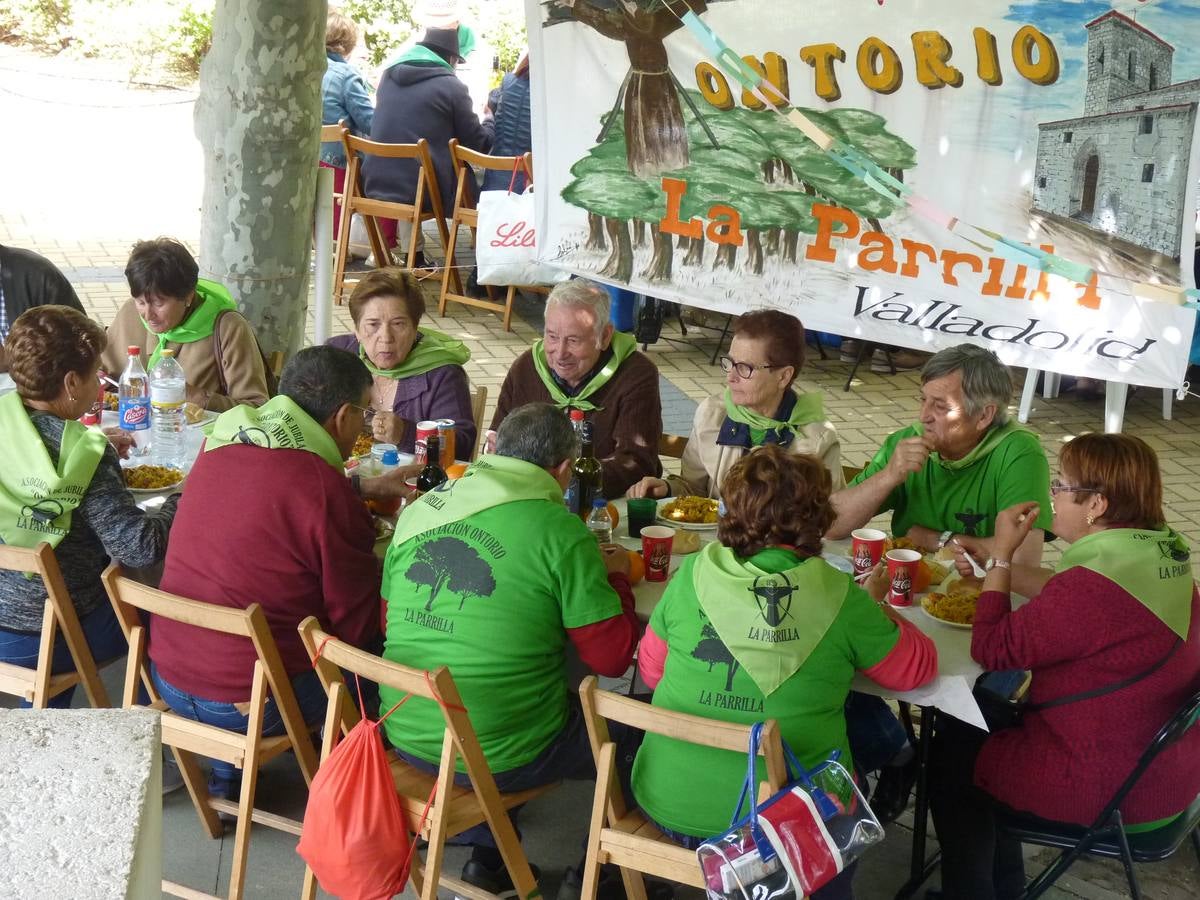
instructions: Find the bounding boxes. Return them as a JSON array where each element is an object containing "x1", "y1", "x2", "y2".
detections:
[
  {"x1": 321, "y1": 52, "x2": 374, "y2": 168},
  {"x1": 481, "y1": 72, "x2": 532, "y2": 193}
]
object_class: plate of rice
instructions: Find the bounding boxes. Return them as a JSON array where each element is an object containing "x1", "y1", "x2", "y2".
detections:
[
  {"x1": 657, "y1": 496, "x2": 719, "y2": 530},
  {"x1": 123, "y1": 464, "x2": 186, "y2": 494},
  {"x1": 920, "y1": 583, "x2": 982, "y2": 629}
]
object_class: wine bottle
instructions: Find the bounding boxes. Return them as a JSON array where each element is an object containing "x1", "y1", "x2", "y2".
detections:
[{"x1": 416, "y1": 435, "x2": 449, "y2": 494}]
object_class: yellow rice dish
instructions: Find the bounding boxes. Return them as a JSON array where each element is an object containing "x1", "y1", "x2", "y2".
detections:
[
  {"x1": 661, "y1": 496, "x2": 719, "y2": 524},
  {"x1": 124, "y1": 465, "x2": 184, "y2": 491},
  {"x1": 922, "y1": 584, "x2": 982, "y2": 625}
]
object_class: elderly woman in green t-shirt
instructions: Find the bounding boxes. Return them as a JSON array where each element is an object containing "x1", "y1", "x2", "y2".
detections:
[{"x1": 631, "y1": 446, "x2": 938, "y2": 892}]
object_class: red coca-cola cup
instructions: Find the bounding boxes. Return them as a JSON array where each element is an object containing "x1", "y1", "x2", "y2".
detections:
[
  {"x1": 850, "y1": 528, "x2": 887, "y2": 577},
  {"x1": 885, "y1": 549, "x2": 922, "y2": 607},
  {"x1": 641, "y1": 525, "x2": 675, "y2": 583}
]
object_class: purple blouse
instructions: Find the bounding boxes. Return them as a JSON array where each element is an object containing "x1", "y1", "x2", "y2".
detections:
[{"x1": 327, "y1": 334, "x2": 477, "y2": 458}]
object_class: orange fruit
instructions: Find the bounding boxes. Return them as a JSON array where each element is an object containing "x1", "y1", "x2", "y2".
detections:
[
  {"x1": 445, "y1": 463, "x2": 469, "y2": 480},
  {"x1": 912, "y1": 559, "x2": 933, "y2": 594},
  {"x1": 607, "y1": 502, "x2": 620, "y2": 530},
  {"x1": 626, "y1": 550, "x2": 645, "y2": 584}
]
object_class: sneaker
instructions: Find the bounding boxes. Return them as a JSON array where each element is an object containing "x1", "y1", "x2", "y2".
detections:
[
  {"x1": 870, "y1": 756, "x2": 919, "y2": 825},
  {"x1": 870, "y1": 348, "x2": 929, "y2": 374},
  {"x1": 161, "y1": 751, "x2": 185, "y2": 796},
  {"x1": 459, "y1": 858, "x2": 542, "y2": 899},
  {"x1": 839, "y1": 339, "x2": 862, "y2": 363}
]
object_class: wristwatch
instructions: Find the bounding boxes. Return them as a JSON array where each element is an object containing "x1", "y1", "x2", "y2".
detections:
[
  {"x1": 986, "y1": 558, "x2": 1012, "y2": 571},
  {"x1": 937, "y1": 530, "x2": 953, "y2": 550}
]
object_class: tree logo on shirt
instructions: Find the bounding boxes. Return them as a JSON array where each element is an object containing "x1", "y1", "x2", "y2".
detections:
[
  {"x1": 1158, "y1": 538, "x2": 1190, "y2": 564},
  {"x1": 693, "y1": 623, "x2": 741, "y2": 692},
  {"x1": 955, "y1": 510, "x2": 987, "y2": 536},
  {"x1": 405, "y1": 536, "x2": 497, "y2": 611},
  {"x1": 235, "y1": 426, "x2": 271, "y2": 448},
  {"x1": 749, "y1": 573, "x2": 795, "y2": 627}
]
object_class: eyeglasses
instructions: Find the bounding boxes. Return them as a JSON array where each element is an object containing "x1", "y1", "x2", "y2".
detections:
[
  {"x1": 1050, "y1": 479, "x2": 1097, "y2": 496},
  {"x1": 349, "y1": 404, "x2": 376, "y2": 425},
  {"x1": 719, "y1": 356, "x2": 783, "y2": 379}
]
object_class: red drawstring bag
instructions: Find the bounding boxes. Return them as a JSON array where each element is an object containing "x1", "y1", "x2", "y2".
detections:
[{"x1": 296, "y1": 678, "x2": 422, "y2": 900}]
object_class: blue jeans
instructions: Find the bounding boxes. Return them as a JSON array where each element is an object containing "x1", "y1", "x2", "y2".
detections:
[
  {"x1": 0, "y1": 602, "x2": 127, "y2": 709},
  {"x1": 151, "y1": 663, "x2": 328, "y2": 784},
  {"x1": 843, "y1": 691, "x2": 909, "y2": 775}
]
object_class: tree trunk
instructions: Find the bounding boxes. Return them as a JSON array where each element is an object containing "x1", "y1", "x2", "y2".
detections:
[
  {"x1": 587, "y1": 212, "x2": 607, "y2": 251},
  {"x1": 868, "y1": 218, "x2": 883, "y2": 233},
  {"x1": 640, "y1": 223, "x2": 673, "y2": 282},
  {"x1": 600, "y1": 218, "x2": 634, "y2": 283},
  {"x1": 684, "y1": 236, "x2": 705, "y2": 267},
  {"x1": 783, "y1": 231, "x2": 799, "y2": 263},
  {"x1": 632, "y1": 219, "x2": 646, "y2": 248},
  {"x1": 713, "y1": 243, "x2": 738, "y2": 270},
  {"x1": 623, "y1": 36, "x2": 688, "y2": 177},
  {"x1": 194, "y1": 0, "x2": 324, "y2": 357},
  {"x1": 677, "y1": 235, "x2": 690, "y2": 249},
  {"x1": 746, "y1": 230, "x2": 764, "y2": 275},
  {"x1": 765, "y1": 228, "x2": 780, "y2": 256}
]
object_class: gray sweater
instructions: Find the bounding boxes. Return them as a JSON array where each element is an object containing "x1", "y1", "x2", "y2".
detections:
[{"x1": 0, "y1": 411, "x2": 177, "y2": 632}]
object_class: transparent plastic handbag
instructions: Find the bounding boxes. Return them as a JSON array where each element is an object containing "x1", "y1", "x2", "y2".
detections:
[{"x1": 696, "y1": 723, "x2": 884, "y2": 899}]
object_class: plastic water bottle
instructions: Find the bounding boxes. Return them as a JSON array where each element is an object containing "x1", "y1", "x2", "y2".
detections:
[
  {"x1": 150, "y1": 348, "x2": 187, "y2": 469},
  {"x1": 587, "y1": 497, "x2": 613, "y2": 544},
  {"x1": 118, "y1": 345, "x2": 152, "y2": 458}
]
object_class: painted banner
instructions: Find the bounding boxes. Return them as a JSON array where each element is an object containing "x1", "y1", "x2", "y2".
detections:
[{"x1": 525, "y1": 0, "x2": 1200, "y2": 389}]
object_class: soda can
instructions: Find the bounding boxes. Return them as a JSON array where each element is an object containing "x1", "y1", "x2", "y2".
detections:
[
  {"x1": 435, "y1": 419, "x2": 456, "y2": 467},
  {"x1": 414, "y1": 421, "x2": 439, "y2": 464}
]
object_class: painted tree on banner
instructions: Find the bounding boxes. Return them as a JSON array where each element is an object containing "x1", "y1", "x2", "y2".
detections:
[{"x1": 542, "y1": 0, "x2": 734, "y2": 177}]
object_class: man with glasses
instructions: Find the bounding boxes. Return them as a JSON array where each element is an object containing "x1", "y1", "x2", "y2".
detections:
[
  {"x1": 148, "y1": 346, "x2": 388, "y2": 805},
  {"x1": 489, "y1": 279, "x2": 663, "y2": 499},
  {"x1": 629, "y1": 309, "x2": 843, "y2": 499},
  {"x1": 827, "y1": 343, "x2": 1052, "y2": 823}
]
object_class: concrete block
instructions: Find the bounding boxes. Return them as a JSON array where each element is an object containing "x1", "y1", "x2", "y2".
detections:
[{"x1": 0, "y1": 709, "x2": 162, "y2": 899}]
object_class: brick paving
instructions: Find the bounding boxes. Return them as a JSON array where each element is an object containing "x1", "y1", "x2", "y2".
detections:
[{"x1": 3, "y1": 43, "x2": 1198, "y2": 900}]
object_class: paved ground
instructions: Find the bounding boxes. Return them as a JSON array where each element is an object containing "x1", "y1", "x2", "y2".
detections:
[{"x1": 3, "y1": 44, "x2": 1200, "y2": 899}]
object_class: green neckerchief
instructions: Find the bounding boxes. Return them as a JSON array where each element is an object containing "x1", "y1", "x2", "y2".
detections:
[
  {"x1": 392, "y1": 453, "x2": 563, "y2": 548},
  {"x1": 203, "y1": 395, "x2": 344, "y2": 470},
  {"x1": 0, "y1": 393, "x2": 107, "y2": 550},
  {"x1": 1056, "y1": 527, "x2": 1193, "y2": 639},
  {"x1": 723, "y1": 388, "x2": 825, "y2": 447},
  {"x1": 142, "y1": 278, "x2": 238, "y2": 370},
  {"x1": 390, "y1": 24, "x2": 476, "y2": 70},
  {"x1": 531, "y1": 331, "x2": 637, "y2": 412},
  {"x1": 916, "y1": 419, "x2": 1033, "y2": 471},
  {"x1": 358, "y1": 327, "x2": 471, "y2": 380},
  {"x1": 693, "y1": 543, "x2": 850, "y2": 697}
]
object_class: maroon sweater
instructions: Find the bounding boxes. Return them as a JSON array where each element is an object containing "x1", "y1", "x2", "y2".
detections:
[
  {"x1": 491, "y1": 348, "x2": 663, "y2": 499},
  {"x1": 150, "y1": 444, "x2": 381, "y2": 701},
  {"x1": 972, "y1": 569, "x2": 1200, "y2": 825}
]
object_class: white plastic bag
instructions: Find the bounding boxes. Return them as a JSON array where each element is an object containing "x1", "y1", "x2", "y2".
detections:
[{"x1": 475, "y1": 187, "x2": 568, "y2": 286}]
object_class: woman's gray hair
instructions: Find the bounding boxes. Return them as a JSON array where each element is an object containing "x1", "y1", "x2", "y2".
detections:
[
  {"x1": 921, "y1": 344, "x2": 1012, "y2": 425},
  {"x1": 495, "y1": 403, "x2": 577, "y2": 468},
  {"x1": 545, "y1": 279, "x2": 610, "y2": 344}
]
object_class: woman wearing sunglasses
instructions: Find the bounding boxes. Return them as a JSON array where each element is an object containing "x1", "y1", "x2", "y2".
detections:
[
  {"x1": 627, "y1": 309, "x2": 843, "y2": 499},
  {"x1": 932, "y1": 433, "x2": 1200, "y2": 900}
]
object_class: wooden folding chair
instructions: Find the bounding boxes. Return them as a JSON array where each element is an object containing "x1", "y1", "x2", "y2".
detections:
[
  {"x1": 319, "y1": 121, "x2": 348, "y2": 260},
  {"x1": 333, "y1": 133, "x2": 461, "y2": 304},
  {"x1": 438, "y1": 142, "x2": 534, "y2": 331},
  {"x1": 469, "y1": 383, "x2": 488, "y2": 461},
  {"x1": 577, "y1": 676, "x2": 789, "y2": 897},
  {"x1": 657, "y1": 433, "x2": 689, "y2": 460},
  {"x1": 0, "y1": 542, "x2": 111, "y2": 708},
  {"x1": 101, "y1": 564, "x2": 319, "y2": 900},
  {"x1": 298, "y1": 617, "x2": 549, "y2": 900}
]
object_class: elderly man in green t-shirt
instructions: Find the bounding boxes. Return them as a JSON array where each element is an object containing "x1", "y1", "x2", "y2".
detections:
[
  {"x1": 380, "y1": 402, "x2": 640, "y2": 893},
  {"x1": 827, "y1": 343, "x2": 1052, "y2": 823},
  {"x1": 829, "y1": 343, "x2": 1052, "y2": 565}
]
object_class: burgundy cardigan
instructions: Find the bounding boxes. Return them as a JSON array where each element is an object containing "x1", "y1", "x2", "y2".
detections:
[
  {"x1": 972, "y1": 568, "x2": 1200, "y2": 825},
  {"x1": 327, "y1": 334, "x2": 477, "y2": 457},
  {"x1": 150, "y1": 444, "x2": 381, "y2": 700}
]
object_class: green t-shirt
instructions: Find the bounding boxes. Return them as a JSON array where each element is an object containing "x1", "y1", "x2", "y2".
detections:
[
  {"x1": 380, "y1": 498, "x2": 623, "y2": 773},
  {"x1": 631, "y1": 548, "x2": 901, "y2": 838},
  {"x1": 850, "y1": 423, "x2": 1052, "y2": 538}
]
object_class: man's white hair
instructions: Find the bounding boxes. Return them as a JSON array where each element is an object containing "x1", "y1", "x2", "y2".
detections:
[{"x1": 545, "y1": 279, "x2": 611, "y2": 344}]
